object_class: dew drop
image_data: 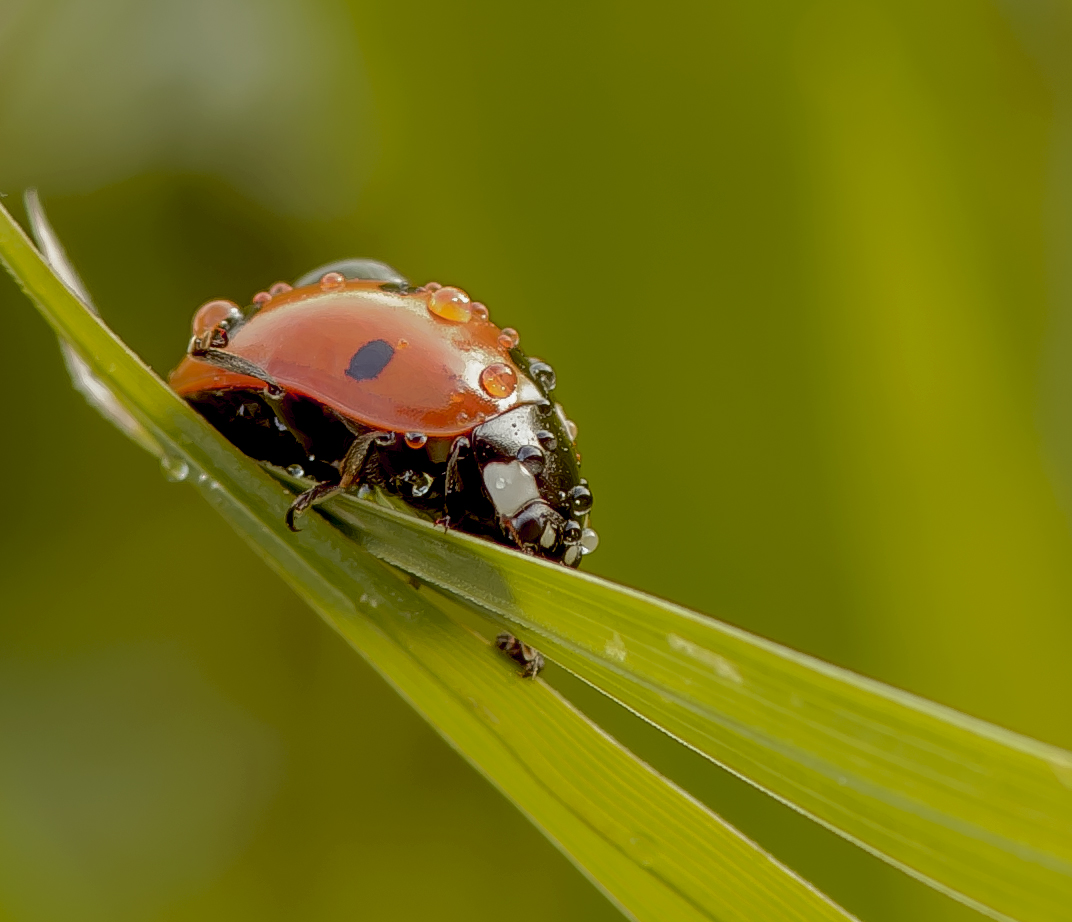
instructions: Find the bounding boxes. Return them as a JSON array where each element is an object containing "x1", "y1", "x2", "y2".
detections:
[
  {"x1": 579, "y1": 527, "x2": 600, "y2": 555},
  {"x1": 160, "y1": 456, "x2": 189, "y2": 483},
  {"x1": 424, "y1": 281, "x2": 443, "y2": 292},
  {"x1": 320, "y1": 271, "x2": 346, "y2": 290},
  {"x1": 568, "y1": 484, "x2": 593, "y2": 514},
  {"x1": 562, "y1": 520, "x2": 582, "y2": 544},
  {"x1": 497, "y1": 327, "x2": 520, "y2": 349},
  {"x1": 481, "y1": 363, "x2": 518, "y2": 398},
  {"x1": 535, "y1": 430, "x2": 558, "y2": 451},
  {"x1": 404, "y1": 432, "x2": 428, "y2": 449},
  {"x1": 407, "y1": 471, "x2": 434, "y2": 498},
  {"x1": 530, "y1": 361, "x2": 557, "y2": 392},
  {"x1": 287, "y1": 464, "x2": 305, "y2": 477},
  {"x1": 192, "y1": 299, "x2": 241, "y2": 336},
  {"x1": 269, "y1": 281, "x2": 293, "y2": 296},
  {"x1": 470, "y1": 301, "x2": 489, "y2": 321},
  {"x1": 565, "y1": 418, "x2": 579, "y2": 441},
  {"x1": 428, "y1": 286, "x2": 472, "y2": 322},
  {"x1": 252, "y1": 291, "x2": 272, "y2": 306},
  {"x1": 516, "y1": 444, "x2": 544, "y2": 474}
]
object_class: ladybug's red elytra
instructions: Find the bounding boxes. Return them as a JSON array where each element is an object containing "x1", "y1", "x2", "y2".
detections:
[{"x1": 169, "y1": 259, "x2": 598, "y2": 569}]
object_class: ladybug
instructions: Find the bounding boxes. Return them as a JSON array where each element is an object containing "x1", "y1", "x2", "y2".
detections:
[{"x1": 168, "y1": 259, "x2": 598, "y2": 568}]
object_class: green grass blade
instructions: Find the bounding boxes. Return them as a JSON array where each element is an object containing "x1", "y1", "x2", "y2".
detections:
[
  {"x1": 0, "y1": 200, "x2": 859, "y2": 922},
  {"x1": 305, "y1": 411, "x2": 1072, "y2": 922}
]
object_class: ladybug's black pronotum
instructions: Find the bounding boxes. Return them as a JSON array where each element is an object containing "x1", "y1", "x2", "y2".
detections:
[{"x1": 169, "y1": 259, "x2": 598, "y2": 576}]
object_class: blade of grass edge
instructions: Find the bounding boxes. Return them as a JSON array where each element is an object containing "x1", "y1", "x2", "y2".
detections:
[{"x1": 0, "y1": 199, "x2": 858, "y2": 922}]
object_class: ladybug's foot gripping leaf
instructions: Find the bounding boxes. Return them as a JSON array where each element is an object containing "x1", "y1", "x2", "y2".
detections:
[
  {"x1": 286, "y1": 481, "x2": 340, "y2": 531},
  {"x1": 285, "y1": 428, "x2": 384, "y2": 531}
]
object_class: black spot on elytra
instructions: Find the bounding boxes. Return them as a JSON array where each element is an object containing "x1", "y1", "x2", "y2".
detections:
[{"x1": 346, "y1": 339, "x2": 395, "y2": 381}]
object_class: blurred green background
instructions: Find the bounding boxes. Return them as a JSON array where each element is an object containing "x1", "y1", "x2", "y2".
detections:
[{"x1": 3, "y1": 1, "x2": 1072, "y2": 920}]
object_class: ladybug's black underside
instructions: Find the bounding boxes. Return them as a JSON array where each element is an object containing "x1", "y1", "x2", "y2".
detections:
[{"x1": 187, "y1": 389, "x2": 514, "y2": 545}]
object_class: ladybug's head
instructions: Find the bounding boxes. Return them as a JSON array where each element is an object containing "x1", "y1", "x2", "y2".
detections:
[{"x1": 471, "y1": 403, "x2": 597, "y2": 567}]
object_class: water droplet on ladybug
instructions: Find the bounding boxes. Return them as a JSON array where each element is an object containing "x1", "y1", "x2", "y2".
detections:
[
  {"x1": 536, "y1": 430, "x2": 557, "y2": 451},
  {"x1": 471, "y1": 302, "x2": 489, "y2": 321},
  {"x1": 498, "y1": 327, "x2": 520, "y2": 349},
  {"x1": 192, "y1": 299, "x2": 241, "y2": 336},
  {"x1": 425, "y1": 281, "x2": 443, "y2": 292},
  {"x1": 269, "y1": 281, "x2": 293, "y2": 296},
  {"x1": 481, "y1": 363, "x2": 518, "y2": 398},
  {"x1": 252, "y1": 291, "x2": 272, "y2": 306},
  {"x1": 410, "y1": 471, "x2": 433, "y2": 498},
  {"x1": 397, "y1": 338, "x2": 409, "y2": 349},
  {"x1": 320, "y1": 271, "x2": 346, "y2": 290},
  {"x1": 565, "y1": 419, "x2": 578, "y2": 441},
  {"x1": 375, "y1": 432, "x2": 397, "y2": 446},
  {"x1": 530, "y1": 361, "x2": 556, "y2": 392},
  {"x1": 429, "y1": 286, "x2": 472, "y2": 322},
  {"x1": 535, "y1": 400, "x2": 554, "y2": 418},
  {"x1": 287, "y1": 464, "x2": 305, "y2": 477},
  {"x1": 405, "y1": 432, "x2": 428, "y2": 449},
  {"x1": 579, "y1": 527, "x2": 600, "y2": 555},
  {"x1": 160, "y1": 456, "x2": 189, "y2": 483},
  {"x1": 562, "y1": 520, "x2": 583, "y2": 544},
  {"x1": 568, "y1": 484, "x2": 593, "y2": 514},
  {"x1": 517, "y1": 444, "x2": 544, "y2": 473}
]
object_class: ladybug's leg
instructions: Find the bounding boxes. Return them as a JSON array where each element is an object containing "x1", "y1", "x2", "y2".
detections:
[
  {"x1": 439, "y1": 436, "x2": 470, "y2": 529},
  {"x1": 285, "y1": 429, "x2": 384, "y2": 531},
  {"x1": 190, "y1": 343, "x2": 284, "y2": 398}
]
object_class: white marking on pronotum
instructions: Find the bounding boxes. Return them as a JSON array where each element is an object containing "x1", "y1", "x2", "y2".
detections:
[
  {"x1": 667, "y1": 634, "x2": 743, "y2": 685},
  {"x1": 482, "y1": 460, "x2": 541, "y2": 517}
]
